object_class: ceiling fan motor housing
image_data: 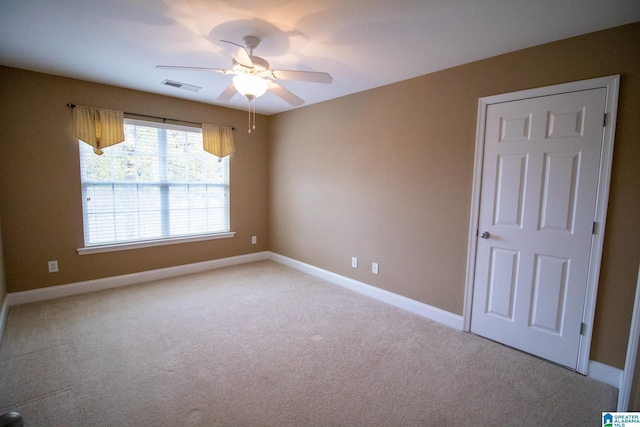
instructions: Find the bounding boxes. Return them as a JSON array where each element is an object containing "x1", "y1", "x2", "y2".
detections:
[
  {"x1": 232, "y1": 57, "x2": 270, "y2": 77},
  {"x1": 243, "y1": 35, "x2": 261, "y2": 50},
  {"x1": 249, "y1": 56, "x2": 269, "y2": 72}
]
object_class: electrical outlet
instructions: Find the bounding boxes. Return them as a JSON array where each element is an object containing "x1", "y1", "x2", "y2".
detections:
[
  {"x1": 251, "y1": 236, "x2": 257, "y2": 245},
  {"x1": 48, "y1": 260, "x2": 58, "y2": 273},
  {"x1": 372, "y1": 262, "x2": 379, "y2": 274},
  {"x1": 351, "y1": 257, "x2": 358, "y2": 268}
]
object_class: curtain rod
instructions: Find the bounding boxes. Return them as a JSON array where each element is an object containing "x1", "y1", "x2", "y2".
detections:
[{"x1": 66, "y1": 104, "x2": 235, "y2": 131}]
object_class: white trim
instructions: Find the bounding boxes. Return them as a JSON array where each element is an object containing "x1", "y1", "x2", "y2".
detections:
[
  {"x1": 589, "y1": 360, "x2": 623, "y2": 389},
  {"x1": 618, "y1": 264, "x2": 640, "y2": 411},
  {"x1": 2, "y1": 251, "x2": 620, "y2": 387},
  {"x1": 0, "y1": 295, "x2": 8, "y2": 344},
  {"x1": 463, "y1": 97, "x2": 489, "y2": 333},
  {"x1": 270, "y1": 252, "x2": 622, "y2": 386},
  {"x1": 77, "y1": 232, "x2": 236, "y2": 255},
  {"x1": 269, "y1": 252, "x2": 464, "y2": 330},
  {"x1": 7, "y1": 251, "x2": 269, "y2": 306},
  {"x1": 463, "y1": 75, "x2": 620, "y2": 375},
  {"x1": 577, "y1": 75, "x2": 620, "y2": 374}
]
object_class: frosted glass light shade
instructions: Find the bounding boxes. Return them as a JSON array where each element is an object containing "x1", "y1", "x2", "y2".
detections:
[{"x1": 233, "y1": 74, "x2": 268, "y2": 99}]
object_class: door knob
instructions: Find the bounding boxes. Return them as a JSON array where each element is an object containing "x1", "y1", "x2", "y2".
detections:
[{"x1": 479, "y1": 231, "x2": 491, "y2": 239}]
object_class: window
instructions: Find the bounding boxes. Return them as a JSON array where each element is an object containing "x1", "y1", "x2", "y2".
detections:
[{"x1": 79, "y1": 119, "x2": 230, "y2": 251}]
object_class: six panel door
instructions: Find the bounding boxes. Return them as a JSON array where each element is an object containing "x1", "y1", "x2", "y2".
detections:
[{"x1": 470, "y1": 88, "x2": 607, "y2": 369}]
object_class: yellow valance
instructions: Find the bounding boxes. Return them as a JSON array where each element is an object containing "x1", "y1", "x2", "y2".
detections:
[
  {"x1": 72, "y1": 105, "x2": 124, "y2": 155},
  {"x1": 202, "y1": 123, "x2": 235, "y2": 161}
]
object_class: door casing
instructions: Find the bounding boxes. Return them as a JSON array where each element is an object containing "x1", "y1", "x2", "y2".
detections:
[{"x1": 463, "y1": 75, "x2": 620, "y2": 375}]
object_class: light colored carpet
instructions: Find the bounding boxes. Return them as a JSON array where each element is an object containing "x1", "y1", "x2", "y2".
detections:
[{"x1": 0, "y1": 260, "x2": 616, "y2": 426}]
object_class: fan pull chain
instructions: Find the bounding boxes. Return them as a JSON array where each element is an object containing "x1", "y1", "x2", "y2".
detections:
[
  {"x1": 247, "y1": 99, "x2": 258, "y2": 134},
  {"x1": 252, "y1": 100, "x2": 256, "y2": 131}
]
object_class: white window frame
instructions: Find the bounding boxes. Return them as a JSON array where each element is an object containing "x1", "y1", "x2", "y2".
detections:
[{"x1": 77, "y1": 118, "x2": 234, "y2": 255}]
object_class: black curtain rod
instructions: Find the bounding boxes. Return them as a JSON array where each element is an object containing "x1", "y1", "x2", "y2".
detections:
[{"x1": 66, "y1": 104, "x2": 235, "y2": 131}]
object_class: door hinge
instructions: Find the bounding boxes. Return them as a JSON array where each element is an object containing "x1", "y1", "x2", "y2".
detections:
[
  {"x1": 592, "y1": 221, "x2": 597, "y2": 235},
  {"x1": 603, "y1": 113, "x2": 607, "y2": 127},
  {"x1": 580, "y1": 322, "x2": 587, "y2": 336}
]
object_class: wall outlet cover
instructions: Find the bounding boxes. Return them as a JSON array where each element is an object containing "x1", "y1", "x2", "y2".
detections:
[{"x1": 48, "y1": 260, "x2": 59, "y2": 273}]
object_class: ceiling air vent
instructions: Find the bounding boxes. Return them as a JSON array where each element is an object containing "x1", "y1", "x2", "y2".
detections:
[{"x1": 161, "y1": 79, "x2": 201, "y2": 92}]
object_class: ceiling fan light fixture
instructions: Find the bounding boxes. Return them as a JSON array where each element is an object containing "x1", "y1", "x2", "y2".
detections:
[{"x1": 233, "y1": 73, "x2": 268, "y2": 100}]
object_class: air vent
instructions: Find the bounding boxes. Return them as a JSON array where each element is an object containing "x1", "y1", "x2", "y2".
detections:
[{"x1": 161, "y1": 79, "x2": 202, "y2": 92}]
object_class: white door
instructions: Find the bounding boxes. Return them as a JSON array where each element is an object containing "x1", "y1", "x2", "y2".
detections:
[{"x1": 470, "y1": 88, "x2": 607, "y2": 369}]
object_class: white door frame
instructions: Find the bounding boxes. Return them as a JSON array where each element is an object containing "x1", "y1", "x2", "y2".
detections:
[{"x1": 463, "y1": 75, "x2": 620, "y2": 375}]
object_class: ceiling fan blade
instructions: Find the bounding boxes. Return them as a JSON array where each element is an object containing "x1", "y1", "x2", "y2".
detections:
[
  {"x1": 220, "y1": 40, "x2": 253, "y2": 68},
  {"x1": 268, "y1": 81, "x2": 304, "y2": 106},
  {"x1": 271, "y1": 69, "x2": 333, "y2": 84},
  {"x1": 216, "y1": 82, "x2": 237, "y2": 102},
  {"x1": 156, "y1": 65, "x2": 231, "y2": 74}
]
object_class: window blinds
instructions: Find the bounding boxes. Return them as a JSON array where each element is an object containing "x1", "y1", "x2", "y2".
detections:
[{"x1": 79, "y1": 119, "x2": 230, "y2": 247}]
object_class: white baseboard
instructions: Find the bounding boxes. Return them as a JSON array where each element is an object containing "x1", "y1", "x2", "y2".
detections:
[
  {"x1": 269, "y1": 252, "x2": 464, "y2": 330},
  {"x1": 2, "y1": 250, "x2": 622, "y2": 389},
  {"x1": 6, "y1": 251, "x2": 270, "y2": 307},
  {"x1": 269, "y1": 252, "x2": 625, "y2": 387},
  {"x1": 588, "y1": 360, "x2": 623, "y2": 389}
]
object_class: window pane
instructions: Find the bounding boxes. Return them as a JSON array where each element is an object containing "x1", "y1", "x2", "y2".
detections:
[
  {"x1": 166, "y1": 130, "x2": 185, "y2": 179},
  {"x1": 206, "y1": 186, "x2": 229, "y2": 229},
  {"x1": 114, "y1": 210, "x2": 139, "y2": 241},
  {"x1": 168, "y1": 184, "x2": 188, "y2": 236},
  {"x1": 85, "y1": 185, "x2": 113, "y2": 213},
  {"x1": 79, "y1": 119, "x2": 230, "y2": 246},
  {"x1": 81, "y1": 151, "x2": 112, "y2": 181},
  {"x1": 85, "y1": 213, "x2": 115, "y2": 244},
  {"x1": 139, "y1": 210, "x2": 162, "y2": 239}
]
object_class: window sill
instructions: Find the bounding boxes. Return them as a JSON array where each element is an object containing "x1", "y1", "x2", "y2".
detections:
[{"x1": 77, "y1": 232, "x2": 236, "y2": 255}]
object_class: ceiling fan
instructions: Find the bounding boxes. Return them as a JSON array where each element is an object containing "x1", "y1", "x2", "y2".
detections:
[{"x1": 156, "y1": 36, "x2": 333, "y2": 108}]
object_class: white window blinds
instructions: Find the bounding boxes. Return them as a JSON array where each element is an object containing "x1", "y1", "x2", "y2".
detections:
[{"x1": 79, "y1": 119, "x2": 230, "y2": 247}]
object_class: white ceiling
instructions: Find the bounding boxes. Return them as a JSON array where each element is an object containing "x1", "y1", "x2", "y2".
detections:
[{"x1": 1, "y1": 0, "x2": 639, "y2": 115}]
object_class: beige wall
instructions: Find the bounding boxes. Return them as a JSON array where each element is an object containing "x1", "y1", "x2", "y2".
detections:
[
  {"x1": 270, "y1": 22, "x2": 640, "y2": 369},
  {"x1": 0, "y1": 67, "x2": 270, "y2": 293}
]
